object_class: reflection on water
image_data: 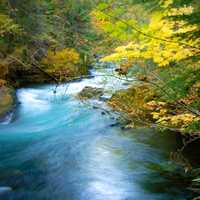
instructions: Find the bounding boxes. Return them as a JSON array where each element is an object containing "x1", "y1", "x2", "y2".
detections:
[{"x1": 0, "y1": 67, "x2": 191, "y2": 200}]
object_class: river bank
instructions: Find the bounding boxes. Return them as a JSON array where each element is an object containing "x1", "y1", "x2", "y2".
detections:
[
  {"x1": 0, "y1": 52, "x2": 91, "y2": 121},
  {"x1": 0, "y1": 86, "x2": 16, "y2": 122},
  {"x1": 1, "y1": 62, "x2": 199, "y2": 199}
]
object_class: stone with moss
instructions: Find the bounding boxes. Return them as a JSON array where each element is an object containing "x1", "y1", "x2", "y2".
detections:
[
  {"x1": 0, "y1": 85, "x2": 15, "y2": 120},
  {"x1": 77, "y1": 86, "x2": 104, "y2": 100}
]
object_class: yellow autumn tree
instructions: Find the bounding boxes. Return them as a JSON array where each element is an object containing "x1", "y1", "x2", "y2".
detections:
[
  {"x1": 92, "y1": 0, "x2": 200, "y2": 133},
  {"x1": 42, "y1": 48, "x2": 81, "y2": 80},
  {"x1": 100, "y1": 4, "x2": 199, "y2": 67}
]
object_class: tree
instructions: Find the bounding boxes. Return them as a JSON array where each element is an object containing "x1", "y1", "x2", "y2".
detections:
[
  {"x1": 92, "y1": 0, "x2": 200, "y2": 133},
  {"x1": 0, "y1": 0, "x2": 100, "y2": 85}
]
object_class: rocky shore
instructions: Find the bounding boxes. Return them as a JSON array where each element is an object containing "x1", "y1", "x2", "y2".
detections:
[{"x1": 0, "y1": 86, "x2": 16, "y2": 121}]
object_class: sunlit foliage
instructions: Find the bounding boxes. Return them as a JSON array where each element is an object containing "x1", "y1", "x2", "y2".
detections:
[
  {"x1": 0, "y1": 0, "x2": 100, "y2": 84},
  {"x1": 96, "y1": 2, "x2": 199, "y2": 66},
  {"x1": 93, "y1": 0, "x2": 200, "y2": 134},
  {"x1": 42, "y1": 48, "x2": 82, "y2": 80}
]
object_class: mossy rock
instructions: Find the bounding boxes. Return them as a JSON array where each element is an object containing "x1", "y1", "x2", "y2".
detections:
[
  {"x1": 0, "y1": 86, "x2": 15, "y2": 119},
  {"x1": 77, "y1": 86, "x2": 104, "y2": 100}
]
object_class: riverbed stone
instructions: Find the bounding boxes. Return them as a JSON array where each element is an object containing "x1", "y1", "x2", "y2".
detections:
[{"x1": 77, "y1": 86, "x2": 104, "y2": 100}]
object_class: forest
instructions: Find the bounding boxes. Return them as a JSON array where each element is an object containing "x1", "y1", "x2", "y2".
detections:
[{"x1": 0, "y1": 0, "x2": 200, "y2": 199}]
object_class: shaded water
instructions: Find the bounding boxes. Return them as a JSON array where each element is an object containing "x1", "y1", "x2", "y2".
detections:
[{"x1": 0, "y1": 67, "x2": 190, "y2": 200}]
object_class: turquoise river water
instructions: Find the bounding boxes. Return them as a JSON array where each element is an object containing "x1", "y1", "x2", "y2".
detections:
[{"x1": 0, "y1": 66, "x2": 191, "y2": 200}]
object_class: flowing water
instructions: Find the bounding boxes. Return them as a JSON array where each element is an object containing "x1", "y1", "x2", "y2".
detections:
[{"x1": 0, "y1": 65, "x2": 190, "y2": 200}]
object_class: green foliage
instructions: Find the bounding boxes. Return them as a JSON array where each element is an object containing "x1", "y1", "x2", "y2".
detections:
[
  {"x1": 93, "y1": 0, "x2": 200, "y2": 134},
  {"x1": 0, "y1": 0, "x2": 101, "y2": 84},
  {"x1": 0, "y1": 14, "x2": 22, "y2": 38},
  {"x1": 186, "y1": 121, "x2": 200, "y2": 133},
  {"x1": 157, "y1": 64, "x2": 200, "y2": 102}
]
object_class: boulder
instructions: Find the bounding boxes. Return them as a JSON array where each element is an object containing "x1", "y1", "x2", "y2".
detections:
[{"x1": 77, "y1": 86, "x2": 104, "y2": 100}]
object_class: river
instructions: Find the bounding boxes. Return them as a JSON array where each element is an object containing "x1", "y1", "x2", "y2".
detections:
[{"x1": 0, "y1": 65, "x2": 191, "y2": 200}]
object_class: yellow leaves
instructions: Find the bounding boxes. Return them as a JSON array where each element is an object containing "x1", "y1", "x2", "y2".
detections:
[
  {"x1": 97, "y1": 1, "x2": 199, "y2": 69},
  {"x1": 149, "y1": 13, "x2": 170, "y2": 34},
  {"x1": 160, "y1": 0, "x2": 173, "y2": 8},
  {"x1": 193, "y1": 81, "x2": 200, "y2": 89},
  {"x1": 152, "y1": 112, "x2": 161, "y2": 120},
  {"x1": 167, "y1": 6, "x2": 194, "y2": 16},
  {"x1": 146, "y1": 99, "x2": 200, "y2": 130},
  {"x1": 101, "y1": 41, "x2": 142, "y2": 62},
  {"x1": 146, "y1": 97, "x2": 199, "y2": 129},
  {"x1": 42, "y1": 48, "x2": 80, "y2": 68},
  {"x1": 41, "y1": 48, "x2": 81, "y2": 78},
  {"x1": 151, "y1": 107, "x2": 168, "y2": 120},
  {"x1": 90, "y1": 10, "x2": 108, "y2": 33},
  {"x1": 149, "y1": 12, "x2": 174, "y2": 39},
  {"x1": 145, "y1": 101, "x2": 158, "y2": 110},
  {"x1": 177, "y1": 25, "x2": 198, "y2": 34},
  {"x1": 159, "y1": 108, "x2": 167, "y2": 115},
  {"x1": 104, "y1": 51, "x2": 139, "y2": 61},
  {"x1": 160, "y1": 0, "x2": 193, "y2": 16},
  {"x1": 156, "y1": 113, "x2": 200, "y2": 129},
  {"x1": 93, "y1": 1, "x2": 200, "y2": 134},
  {"x1": 101, "y1": 33, "x2": 196, "y2": 67},
  {"x1": 90, "y1": 9, "x2": 108, "y2": 21},
  {"x1": 101, "y1": 53, "x2": 123, "y2": 62}
]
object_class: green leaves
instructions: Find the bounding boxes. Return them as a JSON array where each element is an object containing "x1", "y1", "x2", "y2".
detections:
[
  {"x1": 96, "y1": 2, "x2": 109, "y2": 11},
  {"x1": 0, "y1": 14, "x2": 22, "y2": 38}
]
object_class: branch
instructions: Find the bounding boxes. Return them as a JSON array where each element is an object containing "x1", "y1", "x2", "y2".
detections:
[
  {"x1": 98, "y1": 7, "x2": 200, "y2": 52},
  {"x1": 145, "y1": 70, "x2": 200, "y2": 116},
  {"x1": 178, "y1": 135, "x2": 200, "y2": 152},
  {"x1": 138, "y1": 78, "x2": 200, "y2": 117},
  {"x1": 8, "y1": 55, "x2": 59, "y2": 84}
]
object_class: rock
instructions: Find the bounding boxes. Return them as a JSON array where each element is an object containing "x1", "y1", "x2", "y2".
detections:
[
  {"x1": 92, "y1": 106, "x2": 99, "y2": 109},
  {"x1": 0, "y1": 186, "x2": 12, "y2": 194},
  {"x1": 77, "y1": 86, "x2": 104, "y2": 100},
  {"x1": 110, "y1": 123, "x2": 119, "y2": 127},
  {"x1": 101, "y1": 111, "x2": 106, "y2": 115},
  {"x1": 0, "y1": 86, "x2": 15, "y2": 120},
  {"x1": 122, "y1": 82, "x2": 130, "y2": 86},
  {"x1": 99, "y1": 96, "x2": 109, "y2": 102}
]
